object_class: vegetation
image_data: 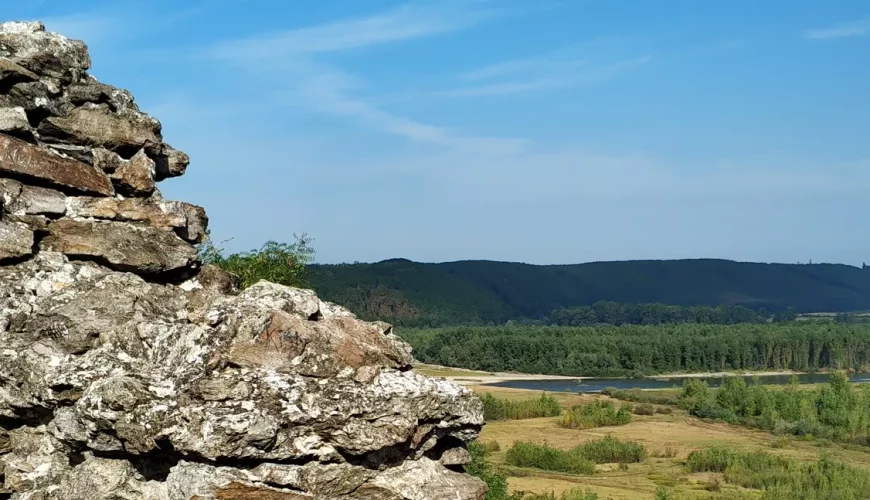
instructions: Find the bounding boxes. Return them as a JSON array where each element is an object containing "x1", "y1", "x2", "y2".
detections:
[
  {"x1": 548, "y1": 302, "x2": 774, "y2": 326},
  {"x1": 200, "y1": 233, "x2": 315, "y2": 289},
  {"x1": 686, "y1": 447, "x2": 870, "y2": 499},
  {"x1": 573, "y1": 436, "x2": 648, "y2": 464},
  {"x1": 677, "y1": 372, "x2": 870, "y2": 444},
  {"x1": 601, "y1": 387, "x2": 680, "y2": 405},
  {"x1": 308, "y1": 258, "x2": 870, "y2": 326},
  {"x1": 559, "y1": 401, "x2": 632, "y2": 429},
  {"x1": 467, "y1": 441, "x2": 510, "y2": 500},
  {"x1": 505, "y1": 437, "x2": 646, "y2": 475},
  {"x1": 481, "y1": 393, "x2": 562, "y2": 421},
  {"x1": 505, "y1": 442, "x2": 596, "y2": 474},
  {"x1": 403, "y1": 322, "x2": 870, "y2": 377}
]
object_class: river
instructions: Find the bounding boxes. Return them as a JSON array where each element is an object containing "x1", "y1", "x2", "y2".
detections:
[{"x1": 486, "y1": 372, "x2": 870, "y2": 393}]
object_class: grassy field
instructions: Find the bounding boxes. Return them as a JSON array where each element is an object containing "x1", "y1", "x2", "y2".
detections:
[{"x1": 471, "y1": 386, "x2": 870, "y2": 499}]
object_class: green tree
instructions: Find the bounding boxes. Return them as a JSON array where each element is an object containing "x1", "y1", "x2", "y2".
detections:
[{"x1": 199, "y1": 233, "x2": 315, "y2": 289}]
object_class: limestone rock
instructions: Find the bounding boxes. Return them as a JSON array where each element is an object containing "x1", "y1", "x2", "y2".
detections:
[
  {"x1": 66, "y1": 196, "x2": 208, "y2": 243},
  {"x1": 40, "y1": 219, "x2": 198, "y2": 276},
  {"x1": 0, "y1": 221, "x2": 33, "y2": 260},
  {"x1": 110, "y1": 148, "x2": 156, "y2": 196},
  {"x1": 0, "y1": 134, "x2": 114, "y2": 195},
  {"x1": 154, "y1": 143, "x2": 189, "y2": 180},
  {"x1": 0, "y1": 57, "x2": 39, "y2": 85},
  {"x1": 0, "y1": 177, "x2": 66, "y2": 216},
  {"x1": 0, "y1": 106, "x2": 32, "y2": 137},
  {"x1": 38, "y1": 104, "x2": 161, "y2": 155},
  {"x1": 0, "y1": 22, "x2": 90, "y2": 82}
]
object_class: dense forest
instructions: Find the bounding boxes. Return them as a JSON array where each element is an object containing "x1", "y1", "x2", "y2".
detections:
[
  {"x1": 308, "y1": 258, "x2": 870, "y2": 326},
  {"x1": 401, "y1": 323, "x2": 870, "y2": 377}
]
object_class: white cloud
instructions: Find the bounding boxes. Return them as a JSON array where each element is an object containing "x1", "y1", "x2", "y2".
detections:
[
  {"x1": 804, "y1": 18, "x2": 870, "y2": 40},
  {"x1": 206, "y1": 0, "x2": 503, "y2": 60},
  {"x1": 439, "y1": 56, "x2": 652, "y2": 97}
]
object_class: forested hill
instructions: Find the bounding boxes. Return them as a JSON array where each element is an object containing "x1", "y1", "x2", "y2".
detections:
[{"x1": 307, "y1": 259, "x2": 870, "y2": 327}]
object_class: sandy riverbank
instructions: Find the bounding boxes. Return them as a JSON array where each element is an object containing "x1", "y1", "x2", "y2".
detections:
[{"x1": 415, "y1": 363, "x2": 810, "y2": 387}]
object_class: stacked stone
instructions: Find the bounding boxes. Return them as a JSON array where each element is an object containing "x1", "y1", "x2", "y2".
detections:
[
  {"x1": 0, "y1": 21, "x2": 205, "y2": 279},
  {"x1": 0, "y1": 22, "x2": 486, "y2": 500}
]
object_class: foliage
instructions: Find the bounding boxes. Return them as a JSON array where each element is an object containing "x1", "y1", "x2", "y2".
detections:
[
  {"x1": 548, "y1": 302, "x2": 771, "y2": 326},
  {"x1": 308, "y1": 258, "x2": 870, "y2": 326},
  {"x1": 505, "y1": 442, "x2": 596, "y2": 474},
  {"x1": 481, "y1": 393, "x2": 562, "y2": 421},
  {"x1": 632, "y1": 403, "x2": 656, "y2": 416},
  {"x1": 572, "y1": 436, "x2": 647, "y2": 464},
  {"x1": 559, "y1": 401, "x2": 632, "y2": 430},
  {"x1": 686, "y1": 447, "x2": 870, "y2": 499},
  {"x1": 514, "y1": 490, "x2": 599, "y2": 500},
  {"x1": 467, "y1": 441, "x2": 510, "y2": 500},
  {"x1": 200, "y1": 233, "x2": 315, "y2": 289},
  {"x1": 400, "y1": 323, "x2": 870, "y2": 377},
  {"x1": 677, "y1": 373, "x2": 870, "y2": 445},
  {"x1": 602, "y1": 388, "x2": 680, "y2": 406}
]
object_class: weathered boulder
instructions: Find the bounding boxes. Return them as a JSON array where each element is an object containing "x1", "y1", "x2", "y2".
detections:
[
  {"x1": 38, "y1": 104, "x2": 162, "y2": 155},
  {"x1": 66, "y1": 196, "x2": 207, "y2": 243},
  {"x1": 0, "y1": 255, "x2": 486, "y2": 499},
  {"x1": 0, "y1": 221, "x2": 33, "y2": 260},
  {"x1": 0, "y1": 177, "x2": 66, "y2": 216},
  {"x1": 0, "y1": 106, "x2": 32, "y2": 137},
  {"x1": 0, "y1": 134, "x2": 114, "y2": 195},
  {"x1": 40, "y1": 219, "x2": 199, "y2": 276},
  {"x1": 0, "y1": 22, "x2": 90, "y2": 82}
]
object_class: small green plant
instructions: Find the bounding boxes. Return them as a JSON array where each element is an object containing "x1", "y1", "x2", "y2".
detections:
[
  {"x1": 574, "y1": 436, "x2": 647, "y2": 464},
  {"x1": 466, "y1": 441, "x2": 510, "y2": 500}
]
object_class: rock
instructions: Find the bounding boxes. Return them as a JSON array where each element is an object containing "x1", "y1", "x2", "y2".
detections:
[
  {"x1": 40, "y1": 219, "x2": 198, "y2": 276},
  {"x1": 0, "y1": 106, "x2": 32, "y2": 137},
  {"x1": 0, "y1": 177, "x2": 66, "y2": 216},
  {"x1": 0, "y1": 57, "x2": 39, "y2": 85},
  {"x1": 0, "y1": 221, "x2": 33, "y2": 261},
  {"x1": 38, "y1": 104, "x2": 161, "y2": 155},
  {"x1": 154, "y1": 143, "x2": 189, "y2": 180},
  {"x1": 0, "y1": 22, "x2": 91, "y2": 82},
  {"x1": 66, "y1": 196, "x2": 208, "y2": 243},
  {"x1": 110, "y1": 148, "x2": 156, "y2": 196},
  {"x1": 0, "y1": 134, "x2": 114, "y2": 196}
]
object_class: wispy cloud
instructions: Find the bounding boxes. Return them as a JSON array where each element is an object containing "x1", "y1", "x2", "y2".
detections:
[
  {"x1": 206, "y1": 0, "x2": 503, "y2": 60},
  {"x1": 201, "y1": 1, "x2": 527, "y2": 154},
  {"x1": 292, "y1": 62, "x2": 527, "y2": 154},
  {"x1": 440, "y1": 55, "x2": 652, "y2": 97},
  {"x1": 804, "y1": 18, "x2": 870, "y2": 40}
]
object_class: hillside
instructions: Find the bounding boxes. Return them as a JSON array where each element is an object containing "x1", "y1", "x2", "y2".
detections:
[{"x1": 308, "y1": 258, "x2": 870, "y2": 326}]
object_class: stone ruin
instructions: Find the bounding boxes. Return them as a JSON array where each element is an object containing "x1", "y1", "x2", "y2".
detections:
[{"x1": 0, "y1": 22, "x2": 485, "y2": 499}]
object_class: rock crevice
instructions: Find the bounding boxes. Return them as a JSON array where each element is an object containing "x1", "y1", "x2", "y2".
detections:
[{"x1": 0, "y1": 22, "x2": 485, "y2": 500}]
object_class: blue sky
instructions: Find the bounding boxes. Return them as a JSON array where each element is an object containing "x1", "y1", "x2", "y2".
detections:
[{"x1": 5, "y1": 0, "x2": 869, "y2": 265}]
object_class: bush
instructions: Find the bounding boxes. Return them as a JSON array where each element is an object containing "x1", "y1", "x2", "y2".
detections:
[
  {"x1": 559, "y1": 401, "x2": 632, "y2": 430},
  {"x1": 685, "y1": 447, "x2": 870, "y2": 498},
  {"x1": 467, "y1": 441, "x2": 510, "y2": 500},
  {"x1": 481, "y1": 393, "x2": 562, "y2": 421},
  {"x1": 200, "y1": 234, "x2": 315, "y2": 289},
  {"x1": 515, "y1": 490, "x2": 598, "y2": 500},
  {"x1": 602, "y1": 387, "x2": 680, "y2": 406},
  {"x1": 574, "y1": 436, "x2": 647, "y2": 464},
  {"x1": 504, "y1": 442, "x2": 595, "y2": 474},
  {"x1": 633, "y1": 403, "x2": 656, "y2": 415}
]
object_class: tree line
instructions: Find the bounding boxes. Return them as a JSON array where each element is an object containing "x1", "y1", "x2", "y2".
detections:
[
  {"x1": 400, "y1": 323, "x2": 870, "y2": 377},
  {"x1": 546, "y1": 302, "x2": 790, "y2": 326}
]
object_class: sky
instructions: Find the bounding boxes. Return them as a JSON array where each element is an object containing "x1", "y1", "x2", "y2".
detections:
[{"x1": 4, "y1": 0, "x2": 869, "y2": 266}]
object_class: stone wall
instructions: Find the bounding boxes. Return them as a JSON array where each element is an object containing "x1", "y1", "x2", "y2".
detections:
[{"x1": 0, "y1": 22, "x2": 485, "y2": 500}]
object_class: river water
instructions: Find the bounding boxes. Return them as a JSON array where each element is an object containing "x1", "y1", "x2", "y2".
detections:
[{"x1": 486, "y1": 372, "x2": 870, "y2": 393}]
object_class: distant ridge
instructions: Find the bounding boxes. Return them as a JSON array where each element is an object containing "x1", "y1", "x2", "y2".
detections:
[{"x1": 308, "y1": 258, "x2": 870, "y2": 327}]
